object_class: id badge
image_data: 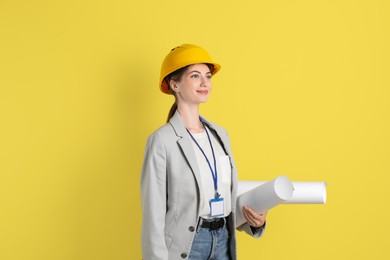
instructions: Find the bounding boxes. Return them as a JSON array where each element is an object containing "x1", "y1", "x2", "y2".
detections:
[{"x1": 210, "y1": 197, "x2": 224, "y2": 217}]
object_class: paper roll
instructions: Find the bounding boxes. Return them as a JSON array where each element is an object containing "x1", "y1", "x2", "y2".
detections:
[
  {"x1": 236, "y1": 178, "x2": 327, "y2": 226},
  {"x1": 235, "y1": 176, "x2": 294, "y2": 227},
  {"x1": 284, "y1": 182, "x2": 327, "y2": 204},
  {"x1": 237, "y1": 180, "x2": 327, "y2": 204}
]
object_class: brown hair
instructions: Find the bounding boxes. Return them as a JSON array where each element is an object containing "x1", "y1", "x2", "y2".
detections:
[
  {"x1": 165, "y1": 64, "x2": 215, "y2": 122},
  {"x1": 165, "y1": 66, "x2": 189, "y2": 122}
]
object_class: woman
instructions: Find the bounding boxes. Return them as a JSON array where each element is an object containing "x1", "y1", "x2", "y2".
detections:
[{"x1": 141, "y1": 44, "x2": 267, "y2": 260}]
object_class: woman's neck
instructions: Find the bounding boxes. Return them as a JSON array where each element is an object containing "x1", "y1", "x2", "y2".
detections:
[{"x1": 177, "y1": 104, "x2": 204, "y2": 133}]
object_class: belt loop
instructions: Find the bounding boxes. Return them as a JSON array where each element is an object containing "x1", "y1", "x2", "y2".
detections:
[{"x1": 196, "y1": 217, "x2": 203, "y2": 232}]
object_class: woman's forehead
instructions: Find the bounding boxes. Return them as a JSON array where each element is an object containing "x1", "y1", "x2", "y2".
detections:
[{"x1": 187, "y1": 63, "x2": 211, "y2": 73}]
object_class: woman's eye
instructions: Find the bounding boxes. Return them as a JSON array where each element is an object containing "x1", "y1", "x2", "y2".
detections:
[
  {"x1": 206, "y1": 75, "x2": 212, "y2": 79},
  {"x1": 191, "y1": 74, "x2": 199, "y2": 79}
]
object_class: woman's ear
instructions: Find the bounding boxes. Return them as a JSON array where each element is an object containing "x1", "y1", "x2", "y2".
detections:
[{"x1": 170, "y1": 80, "x2": 179, "y2": 93}]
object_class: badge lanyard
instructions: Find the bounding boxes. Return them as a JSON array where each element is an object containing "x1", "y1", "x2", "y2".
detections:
[{"x1": 186, "y1": 123, "x2": 220, "y2": 199}]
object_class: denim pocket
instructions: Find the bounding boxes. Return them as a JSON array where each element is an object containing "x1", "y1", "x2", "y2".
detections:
[{"x1": 223, "y1": 227, "x2": 230, "y2": 239}]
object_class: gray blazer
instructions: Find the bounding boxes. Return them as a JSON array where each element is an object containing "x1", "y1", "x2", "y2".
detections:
[{"x1": 141, "y1": 111, "x2": 261, "y2": 260}]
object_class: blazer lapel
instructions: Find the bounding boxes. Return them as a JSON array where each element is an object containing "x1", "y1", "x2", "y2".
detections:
[{"x1": 169, "y1": 111, "x2": 202, "y2": 187}]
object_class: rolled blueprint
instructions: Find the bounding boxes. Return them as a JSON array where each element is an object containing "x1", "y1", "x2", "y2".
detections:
[
  {"x1": 237, "y1": 181, "x2": 327, "y2": 204},
  {"x1": 236, "y1": 176, "x2": 294, "y2": 227},
  {"x1": 284, "y1": 182, "x2": 327, "y2": 204}
]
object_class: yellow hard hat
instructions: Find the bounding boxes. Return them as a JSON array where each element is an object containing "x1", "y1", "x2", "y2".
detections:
[{"x1": 159, "y1": 44, "x2": 221, "y2": 94}]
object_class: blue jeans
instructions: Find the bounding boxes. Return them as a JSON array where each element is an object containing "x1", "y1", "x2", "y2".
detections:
[{"x1": 188, "y1": 220, "x2": 230, "y2": 260}]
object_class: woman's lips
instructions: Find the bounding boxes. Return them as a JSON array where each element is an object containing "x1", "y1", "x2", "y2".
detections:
[{"x1": 197, "y1": 90, "x2": 209, "y2": 95}]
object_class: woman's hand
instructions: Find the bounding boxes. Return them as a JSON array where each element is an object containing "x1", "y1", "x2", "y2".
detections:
[{"x1": 242, "y1": 205, "x2": 267, "y2": 228}]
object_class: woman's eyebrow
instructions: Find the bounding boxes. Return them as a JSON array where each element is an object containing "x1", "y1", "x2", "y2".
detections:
[{"x1": 188, "y1": 70, "x2": 211, "y2": 74}]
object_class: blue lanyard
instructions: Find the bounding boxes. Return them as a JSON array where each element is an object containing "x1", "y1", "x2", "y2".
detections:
[{"x1": 186, "y1": 123, "x2": 220, "y2": 199}]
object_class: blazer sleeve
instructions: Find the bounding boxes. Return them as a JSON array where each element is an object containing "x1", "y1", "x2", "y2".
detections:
[
  {"x1": 140, "y1": 133, "x2": 169, "y2": 260},
  {"x1": 237, "y1": 222, "x2": 266, "y2": 238}
]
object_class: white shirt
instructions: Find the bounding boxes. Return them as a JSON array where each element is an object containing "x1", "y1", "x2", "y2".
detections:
[{"x1": 189, "y1": 126, "x2": 232, "y2": 219}]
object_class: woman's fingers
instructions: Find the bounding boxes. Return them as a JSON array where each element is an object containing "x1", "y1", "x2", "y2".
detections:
[{"x1": 242, "y1": 205, "x2": 267, "y2": 227}]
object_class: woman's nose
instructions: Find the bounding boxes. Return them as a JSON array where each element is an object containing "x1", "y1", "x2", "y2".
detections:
[{"x1": 200, "y1": 76, "x2": 208, "y2": 87}]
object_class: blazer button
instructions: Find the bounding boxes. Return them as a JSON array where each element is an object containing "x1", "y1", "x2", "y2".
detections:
[
  {"x1": 181, "y1": 252, "x2": 187, "y2": 258},
  {"x1": 188, "y1": 226, "x2": 195, "y2": 232}
]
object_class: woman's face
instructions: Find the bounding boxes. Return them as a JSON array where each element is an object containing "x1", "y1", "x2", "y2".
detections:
[{"x1": 171, "y1": 63, "x2": 212, "y2": 106}]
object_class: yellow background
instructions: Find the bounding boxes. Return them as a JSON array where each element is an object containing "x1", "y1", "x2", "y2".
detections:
[{"x1": 1, "y1": 0, "x2": 389, "y2": 259}]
